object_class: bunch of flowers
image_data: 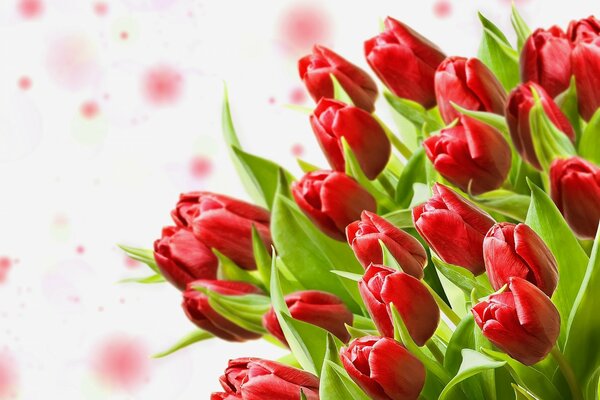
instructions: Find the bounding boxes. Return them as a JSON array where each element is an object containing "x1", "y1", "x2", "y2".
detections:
[{"x1": 122, "y1": 8, "x2": 600, "y2": 400}]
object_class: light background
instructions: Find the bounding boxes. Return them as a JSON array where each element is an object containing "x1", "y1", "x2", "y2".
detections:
[{"x1": 0, "y1": 0, "x2": 596, "y2": 398}]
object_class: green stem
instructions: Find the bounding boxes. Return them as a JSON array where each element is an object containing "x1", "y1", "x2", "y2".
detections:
[
  {"x1": 377, "y1": 174, "x2": 396, "y2": 198},
  {"x1": 424, "y1": 281, "x2": 462, "y2": 327},
  {"x1": 426, "y1": 340, "x2": 444, "y2": 364},
  {"x1": 551, "y1": 346, "x2": 583, "y2": 400},
  {"x1": 373, "y1": 115, "x2": 413, "y2": 159}
]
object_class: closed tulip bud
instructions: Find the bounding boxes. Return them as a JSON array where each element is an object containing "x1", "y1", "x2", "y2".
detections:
[
  {"x1": 153, "y1": 226, "x2": 218, "y2": 291},
  {"x1": 567, "y1": 16, "x2": 600, "y2": 42},
  {"x1": 182, "y1": 280, "x2": 263, "y2": 342},
  {"x1": 506, "y1": 82, "x2": 575, "y2": 170},
  {"x1": 435, "y1": 56, "x2": 507, "y2": 124},
  {"x1": 185, "y1": 192, "x2": 271, "y2": 271},
  {"x1": 550, "y1": 157, "x2": 600, "y2": 239},
  {"x1": 364, "y1": 16, "x2": 446, "y2": 108},
  {"x1": 292, "y1": 170, "x2": 377, "y2": 241},
  {"x1": 310, "y1": 99, "x2": 391, "y2": 180},
  {"x1": 520, "y1": 27, "x2": 572, "y2": 98},
  {"x1": 484, "y1": 223, "x2": 559, "y2": 297},
  {"x1": 340, "y1": 336, "x2": 425, "y2": 400},
  {"x1": 413, "y1": 183, "x2": 495, "y2": 274},
  {"x1": 263, "y1": 290, "x2": 353, "y2": 345},
  {"x1": 211, "y1": 358, "x2": 319, "y2": 400},
  {"x1": 472, "y1": 277, "x2": 560, "y2": 365},
  {"x1": 346, "y1": 211, "x2": 426, "y2": 278},
  {"x1": 359, "y1": 264, "x2": 439, "y2": 345},
  {"x1": 423, "y1": 115, "x2": 511, "y2": 195},
  {"x1": 571, "y1": 36, "x2": 600, "y2": 121},
  {"x1": 298, "y1": 45, "x2": 378, "y2": 112}
]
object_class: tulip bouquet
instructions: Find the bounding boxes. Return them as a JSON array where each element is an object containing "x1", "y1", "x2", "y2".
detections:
[{"x1": 121, "y1": 8, "x2": 600, "y2": 400}]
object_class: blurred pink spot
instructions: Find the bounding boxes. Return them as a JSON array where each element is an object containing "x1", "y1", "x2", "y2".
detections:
[
  {"x1": 120, "y1": 31, "x2": 129, "y2": 40},
  {"x1": 53, "y1": 214, "x2": 68, "y2": 226},
  {"x1": 142, "y1": 65, "x2": 183, "y2": 106},
  {"x1": 0, "y1": 257, "x2": 12, "y2": 283},
  {"x1": 433, "y1": 1, "x2": 452, "y2": 18},
  {"x1": 289, "y1": 87, "x2": 307, "y2": 105},
  {"x1": 268, "y1": 96, "x2": 276, "y2": 105},
  {"x1": 76, "y1": 245, "x2": 85, "y2": 254},
  {"x1": 17, "y1": 76, "x2": 32, "y2": 90},
  {"x1": 291, "y1": 143, "x2": 305, "y2": 157},
  {"x1": 0, "y1": 349, "x2": 18, "y2": 398},
  {"x1": 94, "y1": 2, "x2": 108, "y2": 16},
  {"x1": 17, "y1": 0, "x2": 44, "y2": 19},
  {"x1": 189, "y1": 155, "x2": 212, "y2": 179},
  {"x1": 46, "y1": 34, "x2": 100, "y2": 91},
  {"x1": 278, "y1": 3, "x2": 331, "y2": 54},
  {"x1": 80, "y1": 101, "x2": 100, "y2": 119},
  {"x1": 124, "y1": 256, "x2": 140, "y2": 269},
  {"x1": 91, "y1": 334, "x2": 150, "y2": 391}
]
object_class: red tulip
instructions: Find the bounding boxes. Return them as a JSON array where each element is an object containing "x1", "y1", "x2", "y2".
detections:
[
  {"x1": 472, "y1": 277, "x2": 560, "y2": 366},
  {"x1": 292, "y1": 170, "x2": 377, "y2": 241},
  {"x1": 212, "y1": 358, "x2": 319, "y2": 400},
  {"x1": 340, "y1": 336, "x2": 425, "y2": 400},
  {"x1": 506, "y1": 82, "x2": 575, "y2": 170},
  {"x1": 484, "y1": 223, "x2": 559, "y2": 297},
  {"x1": 359, "y1": 264, "x2": 439, "y2": 345},
  {"x1": 299, "y1": 45, "x2": 378, "y2": 112},
  {"x1": 435, "y1": 56, "x2": 507, "y2": 124},
  {"x1": 364, "y1": 16, "x2": 446, "y2": 108},
  {"x1": 153, "y1": 226, "x2": 218, "y2": 291},
  {"x1": 567, "y1": 16, "x2": 600, "y2": 42},
  {"x1": 413, "y1": 183, "x2": 495, "y2": 275},
  {"x1": 262, "y1": 290, "x2": 353, "y2": 345},
  {"x1": 182, "y1": 280, "x2": 263, "y2": 342},
  {"x1": 550, "y1": 157, "x2": 600, "y2": 239},
  {"x1": 520, "y1": 27, "x2": 572, "y2": 98},
  {"x1": 571, "y1": 36, "x2": 600, "y2": 121},
  {"x1": 423, "y1": 115, "x2": 511, "y2": 195},
  {"x1": 310, "y1": 98, "x2": 391, "y2": 180},
  {"x1": 346, "y1": 211, "x2": 426, "y2": 278},
  {"x1": 181, "y1": 192, "x2": 271, "y2": 270}
]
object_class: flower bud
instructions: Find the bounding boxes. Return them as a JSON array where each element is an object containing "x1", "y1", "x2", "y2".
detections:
[
  {"x1": 292, "y1": 170, "x2": 377, "y2": 241},
  {"x1": 550, "y1": 157, "x2": 600, "y2": 239},
  {"x1": 299, "y1": 45, "x2": 378, "y2": 112},
  {"x1": 359, "y1": 264, "x2": 439, "y2": 345},
  {"x1": 310, "y1": 99, "x2": 391, "y2": 180},
  {"x1": 413, "y1": 183, "x2": 495, "y2": 275},
  {"x1": 346, "y1": 211, "x2": 426, "y2": 278},
  {"x1": 340, "y1": 336, "x2": 425, "y2": 400},
  {"x1": 263, "y1": 290, "x2": 353, "y2": 345},
  {"x1": 423, "y1": 115, "x2": 511, "y2": 195},
  {"x1": 472, "y1": 277, "x2": 560, "y2": 366},
  {"x1": 435, "y1": 56, "x2": 507, "y2": 124},
  {"x1": 506, "y1": 82, "x2": 575, "y2": 170},
  {"x1": 484, "y1": 223, "x2": 559, "y2": 297},
  {"x1": 520, "y1": 27, "x2": 572, "y2": 98},
  {"x1": 364, "y1": 17, "x2": 446, "y2": 108},
  {"x1": 567, "y1": 16, "x2": 600, "y2": 42},
  {"x1": 182, "y1": 192, "x2": 271, "y2": 270},
  {"x1": 182, "y1": 280, "x2": 263, "y2": 342},
  {"x1": 571, "y1": 36, "x2": 600, "y2": 121},
  {"x1": 211, "y1": 358, "x2": 320, "y2": 400},
  {"x1": 153, "y1": 226, "x2": 218, "y2": 291}
]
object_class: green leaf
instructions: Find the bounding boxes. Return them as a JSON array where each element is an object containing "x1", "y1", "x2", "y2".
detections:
[
  {"x1": 382, "y1": 209, "x2": 414, "y2": 229},
  {"x1": 395, "y1": 148, "x2": 427, "y2": 207},
  {"x1": 564, "y1": 227, "x2": 600, "y2": 389},
  {"x1": 513, "y1": 384, "x2": 541, "y2": 400},
  {"x1": 482, "y1": 348, "x2": 563, "y2": 400},
  {"x1": 252, "y1": 225, "x2": 272, "y2": 291},
  {"x1": 450, "y1": 103, "x2": 509, "y2": 136},
  {"x1": 525, "y1": 181, "x2": 589, "y2": 346},
  {"x1": 432, "y1": 256, "x2": 492, "y2": 297},
  {"x1": 331, "y1": 74, "x2": 353, "y2": 105},
  {"x1": 118, "y1": 245, "x2": 160, "y2": 274},
  {"x1": 471, "y1": 189, "x2": 530, "y2": 221},
  {"x1": 511, "y1": 5, "x2": 531, "y2": 52},
  {"x1": 380, "y1": 240, "x2": 402, "y2": 271},
  {"x1": 330, "y1": 270, "x2": 363, "y2": 282},
  {"x1": 578, "y1": 108, "x2": 600, "y2": 164},
  {"x1": 384, "y1": 91, "x2": 442, "y2": 131},
  {"x1": 152, "y1": 330, "x2": 213, "y2": 358},
  {"x1": 477, "y1": 12, "x2": 520, "y2": 91},
  {"x1": 297, "y1": 158, "x2": 320, "y2": 173},
  {"x1": 439, "y1": 349, "x2": 506, "y2": 400},
  {"x1": 272, "y1": 181, "x2": 365, "y2": 312},
  {"x1": 118, "y1": 274, "x2": 165, "y2": 284},
  {"x1": 555, "y1": 76, "x2": 581, "y2": 141},
  {"x1": 215, "y1": 249, "x2": 264, "y2": 289}
]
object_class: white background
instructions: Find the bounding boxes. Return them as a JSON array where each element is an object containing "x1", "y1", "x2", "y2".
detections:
[{"x1": 0, "y1": 0, "x2": 598, "y2": 398}]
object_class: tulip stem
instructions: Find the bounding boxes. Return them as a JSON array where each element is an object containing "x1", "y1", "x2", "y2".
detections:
[
  {"x1": 424, "y1": 281, "x2": 462, "y2": 327},
  {"x1": 551, "y1": 346, "x2": 583, "y2": 400},
  {"x1": 426, "y1": 340, "x2": 444, "y2": 364},
  {"x1": 377, "y1": 174, "x2": 396, "y2": 198},
  {"x1": 373, "y1": 115, "x2": 413, "y2": 160}
]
